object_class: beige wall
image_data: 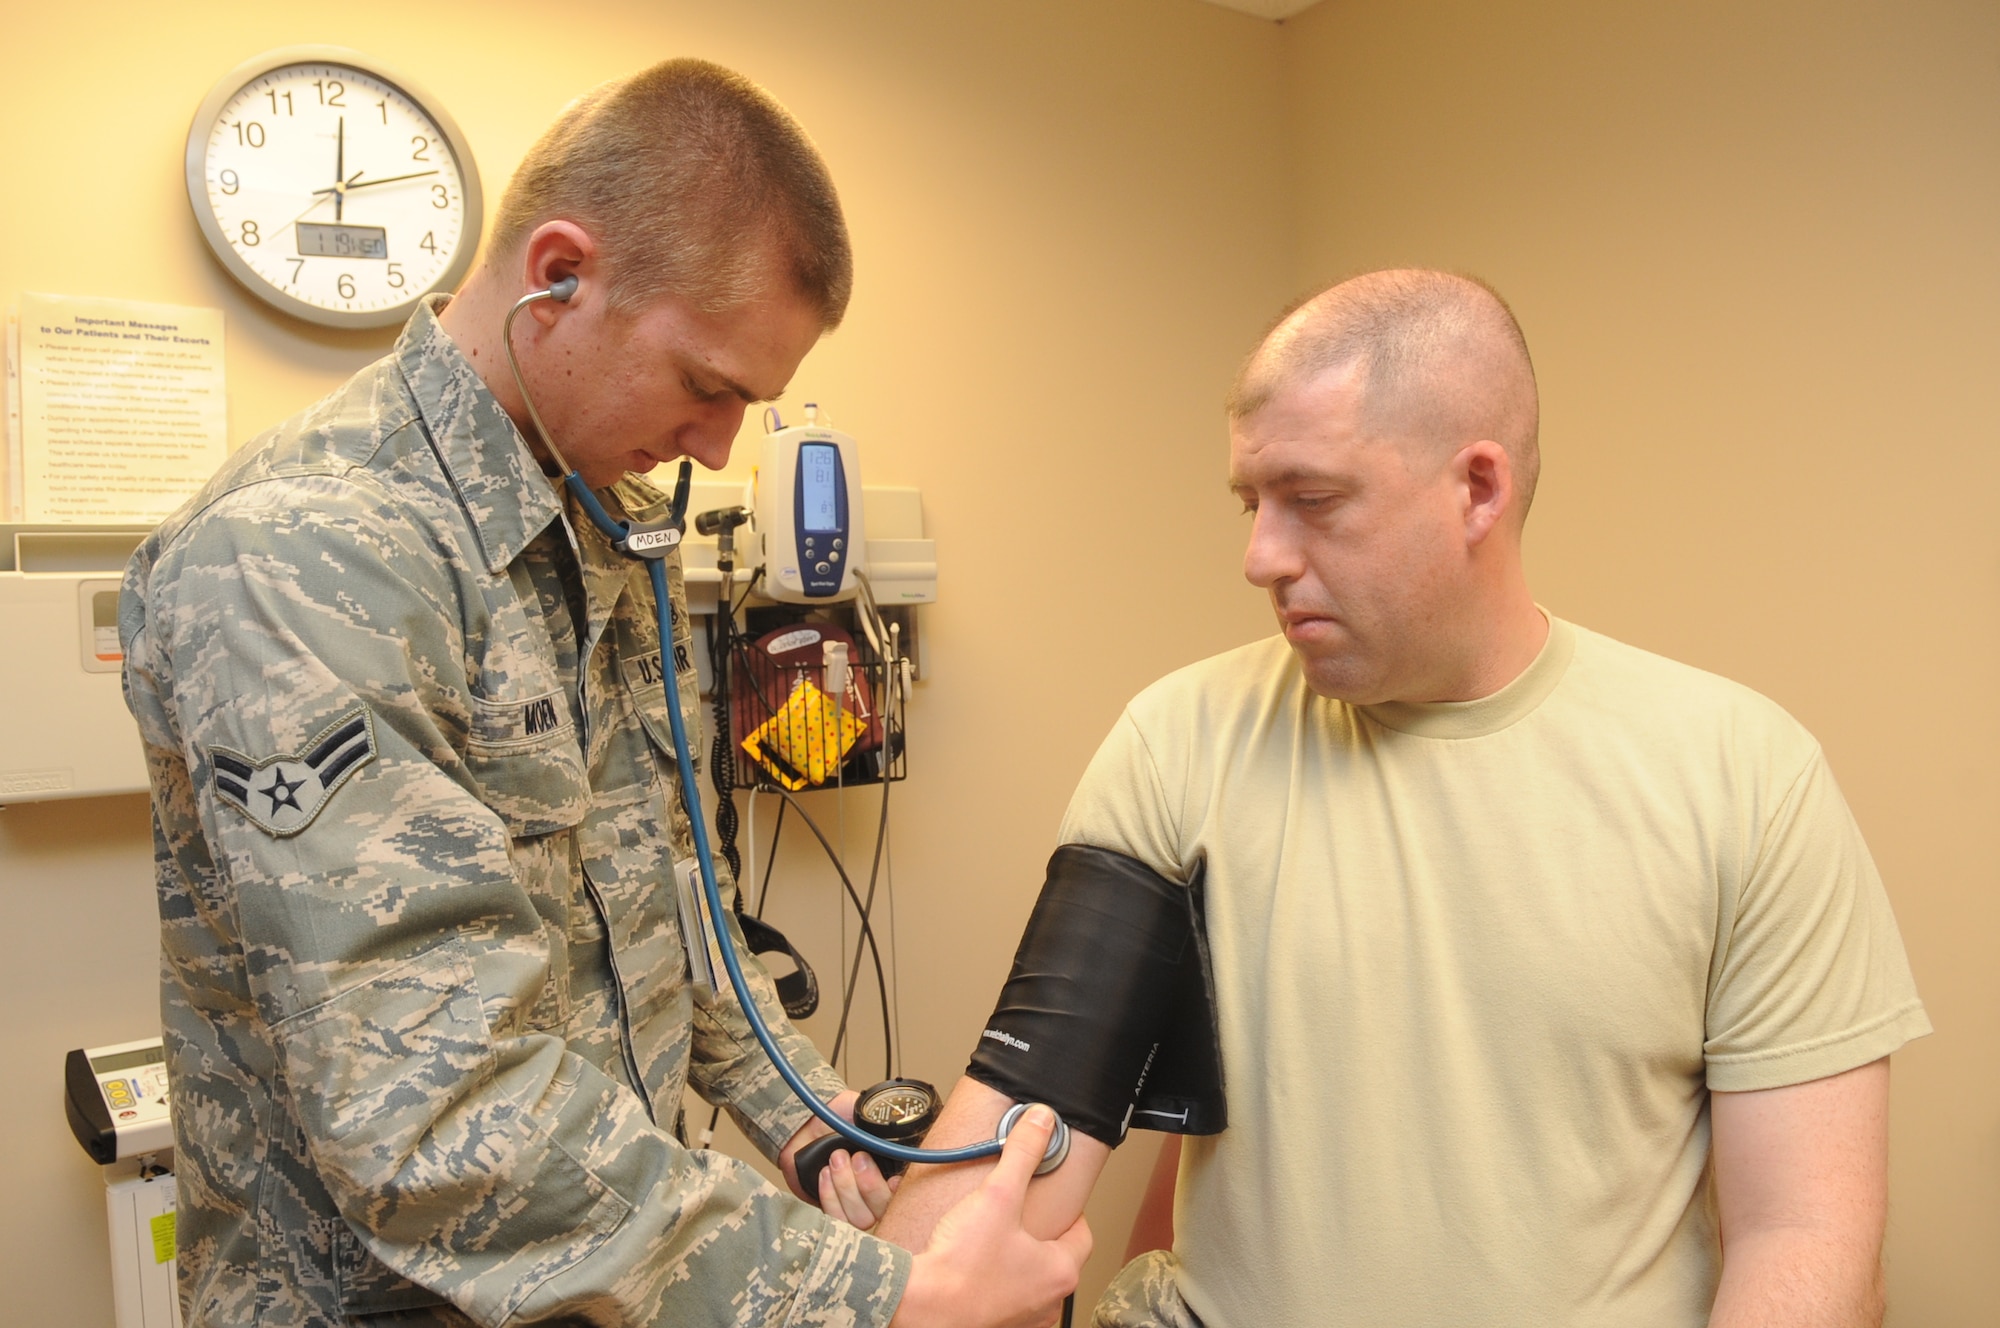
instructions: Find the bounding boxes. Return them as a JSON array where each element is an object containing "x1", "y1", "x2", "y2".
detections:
[
  {"x1": 1279, "y1": 0, "x2": 1999, "y2": 1321},
  {"x1": 0, "y1": 1, "x2": 1286, "y2": 1320},
  {"x1": 5, "y1": 0, "x2": 1993, "y2": 1322}
]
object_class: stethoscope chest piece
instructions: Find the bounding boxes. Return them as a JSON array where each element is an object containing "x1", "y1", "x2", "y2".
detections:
[{"x1": 996, "y1": 1100, "x2": 1072, "y2": 1177}]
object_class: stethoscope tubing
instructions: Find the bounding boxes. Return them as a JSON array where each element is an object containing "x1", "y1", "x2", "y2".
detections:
[
  {"x1": 634, "y1": 547, "x2": 1005, "y2": 1168},
  {"x1": 506, "y1": 286, "x2": 1001, "y2": 1167}
]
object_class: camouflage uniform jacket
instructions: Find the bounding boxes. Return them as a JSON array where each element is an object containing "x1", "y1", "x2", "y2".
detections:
[{"x1": 120, "y1": 298, "x2": 911, "y2": 1326}]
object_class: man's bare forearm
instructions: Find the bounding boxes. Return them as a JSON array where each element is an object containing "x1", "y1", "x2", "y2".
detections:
[
  {"x1": 877, "y1": 1077, "x2": 1111, "y2": 1252},
  {"x1": 1708, "y1": 1059, "x2": 1890, "y2": 1328},
  {"x1": 1707, "y1": 1230, "x2": 1884, "y2": 1327}
]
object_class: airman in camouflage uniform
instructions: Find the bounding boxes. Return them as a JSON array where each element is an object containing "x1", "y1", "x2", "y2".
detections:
[
  {"x1": 120, "y1": 295, "x2": 908, "y2": 1324},
  {"x1": 123, "y1": 57, "x2": 1092, "y2": 1328},
  {"x1": 1093, "y1": 1252, "x2": 1203, "y2": 1328}
]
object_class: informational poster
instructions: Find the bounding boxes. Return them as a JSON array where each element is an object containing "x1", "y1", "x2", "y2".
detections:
[
  {"x1": 3, "y1": 312, "x2": 20, "y2": 521},
  {"x1": 8, "y1": 293, "x2": 227, "y2": 523}
]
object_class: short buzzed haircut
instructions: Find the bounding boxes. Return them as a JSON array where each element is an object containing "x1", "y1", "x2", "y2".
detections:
[
  {"x1": 1231, "y1": 270, "x2": 1541, "y2": 516},
  {"x1": 490, "y1": 59, "x2": 852, "y2": 326}
]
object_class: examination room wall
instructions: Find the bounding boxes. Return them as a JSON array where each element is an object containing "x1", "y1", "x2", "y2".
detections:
[
  {"x1": 1279, "y1": 0, "x2": 2000, "y2": 1320},
  {"x1": 0, "y1": 1, "x2": 1287, "y2": 1320}
]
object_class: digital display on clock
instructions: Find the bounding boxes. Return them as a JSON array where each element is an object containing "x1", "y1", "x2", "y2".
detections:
[{"x1": 295, "y1": 222, "x2": 389, "y2": 260}]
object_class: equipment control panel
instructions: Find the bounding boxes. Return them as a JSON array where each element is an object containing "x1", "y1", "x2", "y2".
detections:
[
  {"x1": 67, "y1": 1037, "x2": 173, "y2": 1163},
  {"x1": 754, "y1": 420, "x2": 865, "y2": 603}
]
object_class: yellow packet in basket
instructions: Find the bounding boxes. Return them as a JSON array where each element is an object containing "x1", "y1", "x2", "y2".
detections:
[{"x1": 741, "y1": 676, "x2": 865, "y2": 790}]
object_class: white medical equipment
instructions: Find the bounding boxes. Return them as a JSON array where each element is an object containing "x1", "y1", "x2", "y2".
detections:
[
  {"x1": 65, "y1": 1036, "x2": 182, "y2": 1328},
  {"x1": 750, "y1": 410, "x2": 866, "y2": 604},
  {"x1": 0, "y1": 525, "x2": 151, "y2": 804},
  {"x1": 67, "y1": 1037, "x2": 173, "y2": 1163}
]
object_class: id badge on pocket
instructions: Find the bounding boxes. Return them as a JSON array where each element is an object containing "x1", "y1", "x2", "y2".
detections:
[{"x1": 674, "y1": 858, "x2": 724, "y2": 999}]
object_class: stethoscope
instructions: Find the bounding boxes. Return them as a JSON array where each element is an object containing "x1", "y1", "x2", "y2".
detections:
[{"x1": 501, "y1": 278, "x2": 1068, "y2": 1180}]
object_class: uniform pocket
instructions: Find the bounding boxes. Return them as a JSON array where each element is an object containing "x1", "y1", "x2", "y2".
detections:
[
  {"x1": 463, "y1": 691, "x2": 588, "y2": 838},
  {"x1": 278, "y1": 939, "x2": 630, "y2": 1324},
  {"x1": 333, "y1": 1220, "x2": 451, "y2": 1316}
]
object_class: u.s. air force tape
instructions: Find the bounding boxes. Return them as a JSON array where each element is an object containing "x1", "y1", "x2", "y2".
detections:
[
  {"x1": 965, "y1": 844, "x2": 1226, "y2": 1149},
  {"x1": 208, "y1": 707, "x2": 377, "y2": 837}
]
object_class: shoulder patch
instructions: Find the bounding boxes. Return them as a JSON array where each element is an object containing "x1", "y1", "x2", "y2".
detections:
[{"x1": 208, "y1": 708, "x2": 378, "y2": 837}]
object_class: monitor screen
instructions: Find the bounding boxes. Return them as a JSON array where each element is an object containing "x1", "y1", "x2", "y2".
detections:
[
  {"x1": 89, "y1": 1045, "x2": 165, "y2": 1074},
  {"x1": 800, "y1": 444, "x2": 840, "y2": 533}
]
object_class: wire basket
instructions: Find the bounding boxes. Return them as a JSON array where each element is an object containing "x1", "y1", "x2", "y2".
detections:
[{"x1": 721, "y1": 611, "x2": 906, "y2": 792}]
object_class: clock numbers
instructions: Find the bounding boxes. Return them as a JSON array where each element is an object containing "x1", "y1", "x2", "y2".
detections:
[{"x1": 193, "y1": 53, "x2": 479, "y2": 325}]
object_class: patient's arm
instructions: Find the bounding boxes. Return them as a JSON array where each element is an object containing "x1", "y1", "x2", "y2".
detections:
[
  {"x1": 1124, "y1": 1134, "x2": 1180, "y2": 1261},
  {"x1": 876, "y1": 1077, "x2": 1112, "y2": 1251}
]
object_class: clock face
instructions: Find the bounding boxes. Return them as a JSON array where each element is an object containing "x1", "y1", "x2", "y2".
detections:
[{"x1": 186, "y1": 49, "x2": 483, "y2": 329}]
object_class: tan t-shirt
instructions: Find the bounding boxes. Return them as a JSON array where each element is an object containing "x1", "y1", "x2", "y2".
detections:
[{"x1": 1065, "y1": 618, "x2": 1928, "y2": 1327}]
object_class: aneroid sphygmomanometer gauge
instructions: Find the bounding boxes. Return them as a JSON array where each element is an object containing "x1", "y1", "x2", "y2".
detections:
[
  {"x1": 794, "y1": 1077, "x2": 941, "y2": 1196},
  {"x1": 855, "y1": 1079, "x2": 941, "y2": 1140}
]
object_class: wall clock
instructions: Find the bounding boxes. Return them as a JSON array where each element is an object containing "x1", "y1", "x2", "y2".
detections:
[{"x1": 184, "y1": 46, "x2": 483, "y2": 329}]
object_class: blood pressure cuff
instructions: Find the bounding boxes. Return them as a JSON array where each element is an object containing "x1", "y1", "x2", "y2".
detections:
[{"x1": 965, "y1": 845, "x2": 1226, "y2": 1148}]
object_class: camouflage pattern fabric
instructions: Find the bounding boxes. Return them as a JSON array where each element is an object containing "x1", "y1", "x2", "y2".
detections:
[
  {"x1": 1093, "y1": 1252, "x2": 1206, "y2": 1328},
  {"x1": 120, "y1": 297, "x2": 910, "y2": 1326}
]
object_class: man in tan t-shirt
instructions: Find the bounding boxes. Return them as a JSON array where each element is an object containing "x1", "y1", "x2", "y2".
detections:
[{"x1": 878, "y1": 269, "x2": 1927, "y2": 1326}]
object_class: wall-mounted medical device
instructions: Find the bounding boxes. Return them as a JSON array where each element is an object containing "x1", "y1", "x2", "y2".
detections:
[
  {"x1": 66, "y1": 1036, "x2": 173, "y2": 1163},
  {"x1": 0, "y1": 524, "x2": 151, "y2": 805},
  {"x1": 751, "y1": 415, "x2": 866, "y2": 604},
  {"x1": 64, "y1": 1036, "x2": 182, "y2": 1328}
]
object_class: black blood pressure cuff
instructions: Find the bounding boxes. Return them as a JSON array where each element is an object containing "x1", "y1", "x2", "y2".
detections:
[{"x1": 965, "y1": 845, "x2": 1226, "y2": 1149}]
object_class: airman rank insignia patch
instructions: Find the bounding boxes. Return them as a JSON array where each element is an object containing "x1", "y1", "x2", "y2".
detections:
[{"x1": 208, "y1": 708, "x2": 378, "y2": 837}]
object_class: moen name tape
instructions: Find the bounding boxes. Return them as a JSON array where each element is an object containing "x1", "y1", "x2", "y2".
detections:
[{"x1": 622, "y1": 525, "x2": 683, "y2": 557}]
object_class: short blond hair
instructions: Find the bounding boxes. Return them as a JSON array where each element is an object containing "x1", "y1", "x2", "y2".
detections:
[
  {"x1": 1231, "y1": 269, "x2": 1541, "y2": 516},
  {"x1": 490, "y1": 59, "x2": 852, "y2": 325}
]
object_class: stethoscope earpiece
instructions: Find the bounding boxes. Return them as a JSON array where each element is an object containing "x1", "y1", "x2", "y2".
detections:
[{"x1": 548, "y1": 275, "x2": 579, "y2": 302}]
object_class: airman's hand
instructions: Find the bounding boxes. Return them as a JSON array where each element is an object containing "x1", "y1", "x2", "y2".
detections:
[{"x1": 891, "y1": 1106, "x2": 1092, "y2": 1328}]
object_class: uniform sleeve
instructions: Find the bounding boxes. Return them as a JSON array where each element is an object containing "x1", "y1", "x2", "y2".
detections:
[
  {"x1": 143, "y1": 480, "x2": 907, "y2": 1327},
  {"x1": 1057, "y1": 707, "x2": 1190, "y2": 882},
  {"x1": 687, "y1": 870, "x2": 848, "y2": 1155},
  {"x1": 1704, "y1": 749, "x2": 1931, "y2": 1091}
]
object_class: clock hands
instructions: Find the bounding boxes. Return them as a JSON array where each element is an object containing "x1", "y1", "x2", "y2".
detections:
[
  {"x1": 277, "y1": 166, "x2": 442, "y2": 236},
  {"x1": 312, "y1": 169, "x2": 440, "y2": 196},
  {"x1": 281, "y1": 190, "x2": 338, "y2": 233},
  {"x1": 253, "y1": 121, "x2": 449, "y2": 271}
]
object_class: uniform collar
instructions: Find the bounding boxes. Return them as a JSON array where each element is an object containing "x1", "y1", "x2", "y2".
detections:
[{"x1": 395, "y1": 294, "x2": 563, "y2": 574}]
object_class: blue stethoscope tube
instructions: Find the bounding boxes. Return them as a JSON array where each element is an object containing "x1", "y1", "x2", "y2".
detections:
[{"x1": 502, "y1": 284, "x2": 1011, "y2": 1170}]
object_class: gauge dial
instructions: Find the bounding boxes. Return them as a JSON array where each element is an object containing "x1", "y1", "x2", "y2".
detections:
[{"x1": 856, "y1": 1079, "x2": 940, "y2": 1139}]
